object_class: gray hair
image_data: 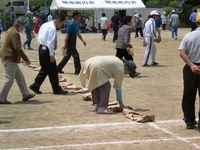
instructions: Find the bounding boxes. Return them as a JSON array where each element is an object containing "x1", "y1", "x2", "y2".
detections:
[{"x1": 13, "y1": 16, "x2": 27, "y2": 27}]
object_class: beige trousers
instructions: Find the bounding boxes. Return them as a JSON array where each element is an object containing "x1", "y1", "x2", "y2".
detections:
[
  {"x1": 156, "y1": 27, "x2": 162, "y2": 41},
  {"x1": 0, "y1": 60, "x2": 30, "y2": 102}
]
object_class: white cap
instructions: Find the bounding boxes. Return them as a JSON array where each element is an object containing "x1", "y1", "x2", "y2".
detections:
[
  {"x1": 26, "y1": 11, "x2": 33, "y2": 15},
  {"x1": 134, "y1": 14, "x2": 139, "y2": 17},
  {"x1": 150, "y1": 10, "x2": 159, "y2": 16},
  {"x1": 172, "y1": 10, "x2": 175, "y2": 13}
]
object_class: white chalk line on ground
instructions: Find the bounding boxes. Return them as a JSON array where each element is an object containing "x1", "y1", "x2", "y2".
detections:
[
  {"x1": 1, "y1": 136, "x2": 200, "y2": 150},
  {"x1": 1, "y1": 119, "x2": 200, "y2": 150},
  {"x1": 0, "y1": 119, "x2": 182, "y2": 133},
  {"x1": 149, "y1": 122, "x2": 200, "y2": 149}
]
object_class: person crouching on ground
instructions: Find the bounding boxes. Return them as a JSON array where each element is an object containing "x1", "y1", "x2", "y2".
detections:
[
  {"x1": 0, "y1": 16, "x2": 35, "y2": 104},
  {"x1": 79, "y1": 56, "x2": 137, "y2": 114}
]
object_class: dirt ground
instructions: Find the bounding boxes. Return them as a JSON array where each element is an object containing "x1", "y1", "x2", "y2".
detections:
[{"x1": 0, "y1": 28, "x2": 200, "y2": 150}]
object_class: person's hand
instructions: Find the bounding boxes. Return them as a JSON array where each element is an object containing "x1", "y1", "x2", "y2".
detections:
[
  {"x1": 50, "y1": 56, "x2": 55, "y2": 63},
  {"x1": 62, "y1": 45, "x2": 67, "y2": 50},
  {"x1": 127, "y1": 47, "x2": 134, "y2": 56},
  {"x1": 191, "y1": 65, "x2": 200, "y2": 74},
  {"x1": 25, "y1": 61, "x2": 31, "y2": 66},
  {"x1": 156, "y1": 39, "x2": 161, "y2": 43},
  {"x1": 119, "y1": 101, "x2": 125, "y2": 109},
  {"x1": 82, "y1": 40, "x2": 86, "y2": 46}
]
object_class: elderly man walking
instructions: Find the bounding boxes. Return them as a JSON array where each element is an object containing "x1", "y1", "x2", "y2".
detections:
[{"x1": 170, "y1": 10, "x2": 180, "y2": 41}]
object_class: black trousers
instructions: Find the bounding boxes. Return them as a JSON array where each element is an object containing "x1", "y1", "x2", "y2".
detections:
[
  {"x1": 191, "y1": 22, "x2": 197, "y2": 31},
  {"x1": 57, "y1": 37, "x2": 81, "y2": 73},
  {"x1": 135, "y1": 27, "x2": 143, "y2": 38},
  {"x1": 182, "y1": 64, "x2": 200, "y2": 123},
  {"x1": 101, "y1": 29, "x2": 107, "y2": 40},
  {"x1": 112, "y1": 28, "x2": 118, "y2": 42},
  {"x1": 32, "y1": 45, "x2": 62, "y2": 93},
  {"x1": 116, "y1": 48, "x2": 133, "y2": 61}
]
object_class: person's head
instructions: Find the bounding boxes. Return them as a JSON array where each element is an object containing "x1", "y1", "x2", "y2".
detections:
[
  {"x1": 163, "y1": 12, "x2": 166, "y2": 15},
  {"x1": 122, "y1": 59, "x2": 137, "y2": 78},
  {"x1": 72, "y1": 10, "x2": 83, "y2": 23},
  {"x1": 26, "y1": 11, "x2": 33, "y2": 18},
  {"x1": 171, "y1": 10, "x2": 176, "y2": 13},
  {"x1": 150, "y1": 10, "x2": 159, "y2": 20},
  {"x1": 53, "y1": 14, "x2": 66, "y2": 28},
  {"x1": 114, "y1": 10, "x2": 119, "y2": 15},
  {"x1": 13, "y1": 16, "x2": 27, "y2": 32},
  {"x1": 123, "y1": 15, "x2": 133, "y2": 26},
  {"x1": 194, "y1": 9, "x2": 197, "y2": 13},
  {"x1": 196, "y1": 12, "x2": 200, "y2": 27},
  {"x1": 102, "y1": 13, "x2": 106, "y2": 17}
]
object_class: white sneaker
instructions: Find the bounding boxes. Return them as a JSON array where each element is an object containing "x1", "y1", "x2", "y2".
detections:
[{"x1": 175, "y1": 36, "x2": 178, "y2": 40}]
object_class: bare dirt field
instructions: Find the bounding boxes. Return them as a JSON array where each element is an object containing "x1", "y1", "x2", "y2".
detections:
[{"x1": 0, "y1": 28, "x2": 200, "y2": 150}]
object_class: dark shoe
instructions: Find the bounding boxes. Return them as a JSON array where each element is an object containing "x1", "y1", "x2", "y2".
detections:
[
  {"x1": 74, "y1": 72, "x2": 80, "y2": 75},
  {"x1": 58, "y1": 70, "x2": 64, "y2": 74},
  {"x1": 134, "y1": 72, "x2": 140, "y2": 77},
  {"x1": 186, "y1": 120, "x2": 197, "y2": 129},
  {"x1": 74, "y1": 70, "x2": 80, "y2": 75},
  {"x1": 23, "y1": 93, "x2": 35, "y2": 101},
  {"x1": 29, "y1": 85, "x2": 42, "y2": 94},
  {"x1": 142, "y1": 64, "x2": 151, "y2": 67},
  {"x1": 54, "y1": 90, "x2": 68, "y2": 95},
  {"x1": 151, "y1": 62, "x2": 159, "y2": 66},
  {"x1": 27, "y1": 47, "x2": 34, "y2": 50},
  {"x1": 0, "y1": 101, "x2": 11, "y2": 104}
]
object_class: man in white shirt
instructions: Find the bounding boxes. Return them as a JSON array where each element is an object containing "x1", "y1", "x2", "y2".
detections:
[
  {"x1": 29, "y1": 14, "x2": 68, "y2": 95},
  {"x1": 98, "y1": 13, "x2": 108, "y2": 41}
]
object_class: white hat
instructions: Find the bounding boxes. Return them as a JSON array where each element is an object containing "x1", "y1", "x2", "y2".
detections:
[
  {"x1": 172, "y1": 10, "x2": 175, "y2": 13},
  {"x1": 163, "y1": 12, "x2": 166, "y2": 14},
  {"x1": 26, "y1": 11, "x2": 33, "y2": 15},
  {"x1": 134, "y1": 14, "x2": 139, "y2": 17},
  {"x1": 150, "y1": 10, "x2": 159, "y2": 16}
]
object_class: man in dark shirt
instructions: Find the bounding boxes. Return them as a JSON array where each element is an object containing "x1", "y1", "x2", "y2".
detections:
[{"x1": 111, "y1": 11, "x2": 120, "y2": 43}]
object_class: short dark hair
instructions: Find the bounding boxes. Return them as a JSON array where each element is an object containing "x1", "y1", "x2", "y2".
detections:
[
  {"x1": 123, "y1": 15, "x2": 132, "y2": 24},
  {"x1": 55, "y1": 14, "x2": 66, "y2": 22},
  {"x1": 194, "y1": 9, "x2": 197, "y2": 12},
  {"x1": 102, "y1": 13, "x2": 106, "y2": 17}
]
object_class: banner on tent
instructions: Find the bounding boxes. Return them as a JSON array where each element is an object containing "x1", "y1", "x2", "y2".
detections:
[{"x1": 62, "y1": 1, "x2": 96, "y2": 5}]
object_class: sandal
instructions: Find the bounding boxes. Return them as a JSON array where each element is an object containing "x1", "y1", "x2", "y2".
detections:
[{"x1": 96, "y1": 107, "x2": 114, "y2": 114}]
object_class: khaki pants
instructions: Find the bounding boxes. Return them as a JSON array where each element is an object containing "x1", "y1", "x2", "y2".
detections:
[
  {"x1": 0, "y1": 60, "x2": 30, "y2": 101},
  {"x1": 156, "y1": 27, "x2": 161, "y2": 41}
]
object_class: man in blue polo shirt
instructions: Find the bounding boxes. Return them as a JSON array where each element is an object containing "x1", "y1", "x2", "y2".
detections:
[
  {"x1": 57, "y1": 10, "x2": 86, "y2": 75},
  {"x1": 189, "y1": 9, "x2": 197, "y2": 31}
]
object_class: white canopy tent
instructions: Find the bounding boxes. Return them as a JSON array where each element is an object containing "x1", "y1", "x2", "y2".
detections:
[{"x1": 50, "y1": 0, "x2": 146, "y2": 10}]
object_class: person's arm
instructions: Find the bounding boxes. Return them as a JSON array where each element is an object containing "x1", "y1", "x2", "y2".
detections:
[
  {"x1": 12, "y1": 33, "x2": 29, "y2": 62},
  {"x1": 46, "y1": 27, "x2": 56, "y2": 63},
  {"x1": 77, "y1": 32, "x2": 86, "y2": 46},
  {"x1": 63, "y1": 33, "x2": 69, "y2": 49},
  {"x1": 189, "y1": 14, "x2": 192, "y2": 21},
  {"x1": 115, "y1": 89, "x2": 125, "y2": 109},
  {"x1": 180, "y1": 50, "x2": 200, "y2": 74}
]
